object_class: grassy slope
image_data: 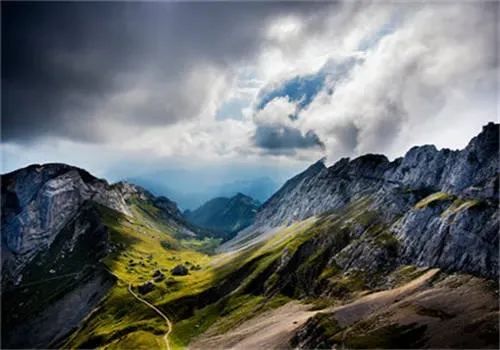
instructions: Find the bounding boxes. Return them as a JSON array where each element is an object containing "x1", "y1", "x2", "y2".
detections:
[
  {"x1": 63, "y1": 191, "x2": 495, "y2": 349},
  {"x1": 62, "y1": 201, "x2": 215, "y2": 348},
  {"x1": 65, "y1": 195, "x2": 377, "y2": 349},
  {"x1": 62, "y1": 196, "x2": 323, "y2": 349}
]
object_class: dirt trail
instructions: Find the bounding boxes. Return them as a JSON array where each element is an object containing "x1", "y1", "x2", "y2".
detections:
[
  {"x1": 127, "y1": 282, "x2": 172, "y2": 350},
  {"x1": 105, "y1": 268, "x2": 172, "y2": 350}
]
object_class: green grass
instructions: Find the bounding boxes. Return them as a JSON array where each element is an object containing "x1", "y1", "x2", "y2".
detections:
[
  {"x1": 313, "y1": 312, "x2": 342, "y2": 337},
  {"x1": 62, "y1": 199, "x2": 320, "y2": 349},
  {"x1": 62, "y1": 195, "x2": 409, "y2": 349},
  {"x1": 63, "y1": 203, "x2": 215, "y2": 349},
  {"x1": 64, "y1": 280, "x2": 168, "y2": 349},
  {"x1": 375, "y1": 231, "x2": 399, "y2": 251},
  {"x1": 414, "y1": 192, "x2": 453, "y2": 209},
  {"x1": 441, "y1": 198, "x2": 482, "y2": 218},
  {"x1": 180, "y1": 237, "x2": 222, "y2": 255}
]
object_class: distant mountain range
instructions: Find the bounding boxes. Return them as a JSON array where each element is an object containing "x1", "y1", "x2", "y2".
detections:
[
  {"x1": 184, "y1": 193, "x2": 260, "y2": 240},
  {"x1": 126, "y1": 175, "x2": 277, "y2": 210}
]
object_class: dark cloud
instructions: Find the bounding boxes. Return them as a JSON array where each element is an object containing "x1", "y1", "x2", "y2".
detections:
[
  {"x1": 1, "y1": 1, "x2": 335, "y2": 143},
  {"x1": 253, "y1": 125, "x2": 324, "y2": 153}
]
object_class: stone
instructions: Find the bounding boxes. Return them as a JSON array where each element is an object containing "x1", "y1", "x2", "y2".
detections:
[
  {"x1": 137, "y1": 280, "x2": 155, "y2": 295},
  {"x1": 152, "y1": 269, "x2": 166, "y2": 281},
  {"x1": 225, "y1": 123, "x2": 499, "y2": 279},
  {"x1": 171, "y1": 264, "x2": 189, "y2": 276}
]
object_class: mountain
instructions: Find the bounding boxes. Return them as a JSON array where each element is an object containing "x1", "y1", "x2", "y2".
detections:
[
  {"x1": 1, "y1": 165, "x2": 210, "y2": 348},
  {"x1": 1, "y1": 123, "x2": 498, "y2": 350},
  {"x1": 184, "y1": 193, "x2": 260, "y2": 240},
  {"x1": 209, "y1": 177, "x2": 277, "y2": 204},
  {"x1": 126, "y1": 175, "x2": 277, "y2": 210},
  {"x1": 226, "y1": 122, "x2": 499, "y2": 278}
]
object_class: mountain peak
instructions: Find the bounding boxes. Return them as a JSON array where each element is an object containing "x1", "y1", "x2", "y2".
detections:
[{"x1": 184, "y1": 192, "x2": 260, "y2": 238}]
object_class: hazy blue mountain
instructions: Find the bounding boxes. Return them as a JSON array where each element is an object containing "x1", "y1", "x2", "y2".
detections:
[
  {"x1": 184, "y1": 193, "x2": 260, "y2": 240},
  {"x1": 126, "y1": 175, "x2": 278, "y2": 210}
]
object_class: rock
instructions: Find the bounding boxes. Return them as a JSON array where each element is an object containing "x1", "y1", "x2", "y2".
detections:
[
  {"x1": 1, "y1": 164, "x2": 131, "y2": 278},
  {"x1": 154, "y1": 274, "x2": 166, "y2": 282},
  {"x1": 250, "y1": 124, "x2": 498, "y2": 231},
  {"x1": 1, "y1": 163, "x2": 201, "y2": 284},
  {"x1": 171, "y1": 264, "x2": 189, "y2": 276},
  {"x1": 152, "y1": 269, "x2": 166, "y2": 281},
  {"x1": 137, "y1": 280, "x2": 155, "y2": 294},
  {"x1": 227, "y1": 123, "x2": 499, "y2": 278}
]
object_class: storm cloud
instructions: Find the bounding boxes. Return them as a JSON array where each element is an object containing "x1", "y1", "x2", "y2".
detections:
[
  {"x1": 1, "y1": 1, "x2": 333, "y2": 143},
  {"x1": 253, "y1": 126, "x2": 324, "y2": 152},
  {"x1": 1, "y1": 1, "x2": 497, "y2": 177}
]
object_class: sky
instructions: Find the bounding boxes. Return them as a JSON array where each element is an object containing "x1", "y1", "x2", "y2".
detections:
[{"x1": 1, "y1": 1, "x2": 498, "y2": 193}]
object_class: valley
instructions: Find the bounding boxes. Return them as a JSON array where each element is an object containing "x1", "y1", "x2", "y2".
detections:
[{"x1": 1, "y1": 123, "x2": 498, "y2": 349}]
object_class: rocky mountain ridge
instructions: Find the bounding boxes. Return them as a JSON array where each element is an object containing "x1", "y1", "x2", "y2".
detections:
[
  {"x1": 229, "y1": 122, "x2": 499, "y2": 278},
  {"x1": 1, "y1": 164, "x2": 196, "y2": 284},
  {"x1": 255, "y1": 123, "x2": 498, "y2": 228}
]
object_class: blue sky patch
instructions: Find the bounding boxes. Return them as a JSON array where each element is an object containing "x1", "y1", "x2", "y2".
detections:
[{"x1": 256, "y1": 71, "x2": 327, "y2": 112}]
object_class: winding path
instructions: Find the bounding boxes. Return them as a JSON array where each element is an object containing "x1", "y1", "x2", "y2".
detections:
[
  {"x1": 127, "y1": 281, "x2": 172, "y2": 350},
  {"x1": 105, "y1": 268, "x2": 172, "y2": 350}
]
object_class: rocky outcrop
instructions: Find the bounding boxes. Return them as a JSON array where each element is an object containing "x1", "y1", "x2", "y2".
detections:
[
  {"x1": 1, "y1": 164, "x2": 130, "y2": 278},
  {"x1": 235, "y1": 123, "x2": 499, "y2": 278},
  {"x1": 393, "y1": 197, "x2": 498, "y2": 278},
  {"x1": 1, "y1": 164, "x2": 199, "y2": 281},
  {"x1": 138, "y1": 280, "x2": 155, "y2": 294},
  {"x1": 254, "y1": 123, "x2": 498, "y2": 229},
  {"x1": 172, "y1": 264, "x2": 189, "y2": 276}
]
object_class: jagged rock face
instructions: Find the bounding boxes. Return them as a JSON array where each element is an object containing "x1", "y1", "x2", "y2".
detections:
[
  {"x1": 2, "y1": 201, "x2": 112, "y2": 348},
  {"x1": 394, "y1": 200, "x2": 499, "y2": 278},
  {"x1": 0, "y1": 164, "x2": 193, "y2": 279},
  {"x1": 255, "y1": 123, "x2": 498, "y2": 229},
  {"x1": 1, "y1": 164, "x2": 125, "y2": 274},
  {"x1": 245, "y1": 123, "x2": 499, "y2": 278}
]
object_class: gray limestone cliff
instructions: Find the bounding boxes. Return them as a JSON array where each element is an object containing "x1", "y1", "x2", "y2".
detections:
[
  {"x1": 1, "y1": 164, "x2": 198, "y2": 284},
  {"x1": 238, "y1": 123, "x2": 499, "y2": 278},
  {"x1": 1, "y1": 164, "x2": 127, "y2": 280}
]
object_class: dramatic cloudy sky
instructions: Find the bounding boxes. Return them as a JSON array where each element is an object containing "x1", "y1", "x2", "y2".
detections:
[{"x1": 1, "y1": 1, "x2": 498, "y2": 191}]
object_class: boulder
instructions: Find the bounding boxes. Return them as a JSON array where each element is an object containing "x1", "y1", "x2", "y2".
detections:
[
  {"x1": 137, "y1": 280, "x2": 154, "y2": 294},
  {"x1": 155, "y1": 274, "x2": 166, "y2": 282},
  {"x1": 171, "y1": 264, "x2": 188, "y2": 276},
  {"x1": 153, "y1": 269, "x2": 165, "y2": 281}
]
